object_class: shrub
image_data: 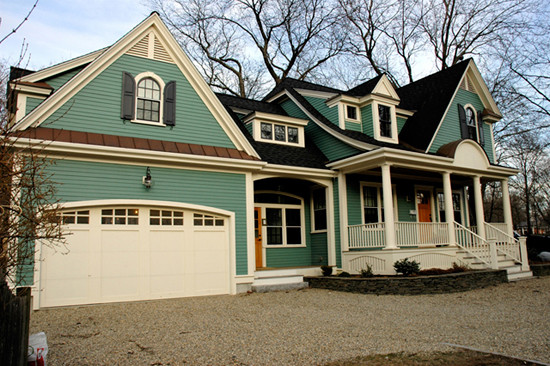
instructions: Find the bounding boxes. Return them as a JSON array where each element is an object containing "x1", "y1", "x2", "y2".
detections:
[
  {"x1": 337, "y1": 271, "x2": 351, "y2": 277},
  {"x1": 320, "y1": 265, "x2": 333, "y2": 276},
  {"x1": 360, "y1": 265, "x2": 374, "y2": 278},
  {"x1": 393, "y1": 258, "x2": 420, "y2": 276}
]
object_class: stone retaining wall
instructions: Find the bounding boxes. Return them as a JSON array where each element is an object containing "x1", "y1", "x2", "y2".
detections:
[
  {"x1": 531, "y1": 264, "x2": 550, "y2": 277},
  {"x1": 305, "y1": 270, "x2": 508, "y2": 295}
]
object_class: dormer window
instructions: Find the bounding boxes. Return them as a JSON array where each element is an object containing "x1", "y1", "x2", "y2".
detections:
[
  {"x1": 458, "y1": 104, "x2": 485, "y2": 146},
  {"x1": 378, "y1": 105, "x2": 392, "y2": 138},
  {"x1": 346, "y1": 105, "x2": 358, "y2": 121},
  {"x1": 465, "y1": 107, "x2": 477, "y2": 140},
  {"x1": 246, "y1": 112, "x2": 308, "y2": 147}
]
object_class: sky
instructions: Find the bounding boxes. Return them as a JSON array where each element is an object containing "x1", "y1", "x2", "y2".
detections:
[{"x1": 1, "y1": 0, "x2": 151, "y2": 71}]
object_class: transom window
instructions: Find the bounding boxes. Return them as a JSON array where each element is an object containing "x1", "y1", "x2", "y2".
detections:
[
  {"x1": 150, "y1": 209, "x2": 183, "y2": 226},
  {"x1": 60, "y1": 210, "x2": 89, "y2": 225},
  {"x1": 378, "y1": 105, "x2": 392, "y2": 138},
  {"x1": 137, "y1": 78, "x2": 160, "y2": 122},
  {"x1": 101, "y1": 208, "x2": 139, "y2": 225}
]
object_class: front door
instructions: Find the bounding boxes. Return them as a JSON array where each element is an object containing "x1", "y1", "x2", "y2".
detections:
[
  {"x1": 254, "y1": 207, "x2": 263, "y2": 268},
  {"x1": 417, "y1": 190, "x2": 432, "y2": 222}
]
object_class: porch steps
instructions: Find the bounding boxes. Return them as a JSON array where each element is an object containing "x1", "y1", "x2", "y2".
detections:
[
  {"x1": 457, "y1": 250, "x2": 533, "y2": 281},
  {"x1": 252, "y1": 268, "x2": 309, "y2": 293}
]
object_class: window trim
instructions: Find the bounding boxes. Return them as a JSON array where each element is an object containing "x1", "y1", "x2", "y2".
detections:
[
  {"x1": 310, "y1": 186, "x2": 327, "y2": 233},
  {"x1": 435, "y1": 189, "x2": 464, "y2": 224},
  {"x1": 256, "y1": 121, "x2": 302, "y2": 146},
  {"x1": 463, "y1": 103, "x2": 478, "y2": 142},
  {"x1": 359, "y1": 182, "x2": 398, "y2": 224},
  {"x1": 344, "y1": 104, "x2": 360, "y2": 123},
  {"x1": 131, "y1": 72, "x2": 166, "y2": 127},
  {"x1": 255, "y1": 192, "x2": 306, "y2": 248}
]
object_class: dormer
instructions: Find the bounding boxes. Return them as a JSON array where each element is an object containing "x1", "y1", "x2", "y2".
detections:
[
  {"x1": 244, "y1": 112, "x2": 308, "y2": 147},
  {"x1": 9, "y1": 81, "x2": 53, "y2": 124}
]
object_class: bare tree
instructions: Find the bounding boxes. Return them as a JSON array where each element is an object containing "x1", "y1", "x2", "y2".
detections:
[{"x1": 151, "y1": 0, "x2": 345, "y2": 97}]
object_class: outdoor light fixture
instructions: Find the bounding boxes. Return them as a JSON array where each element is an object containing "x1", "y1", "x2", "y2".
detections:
[{"x1": 142, "y1": 167, "x2": 152, "y2": 188}]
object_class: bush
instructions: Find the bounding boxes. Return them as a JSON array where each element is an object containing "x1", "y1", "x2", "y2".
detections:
[
  {"x1": 393, "y1": 258, "x2": 420, "y2": 276},
  {"x1": 360, "y1": 265, "x2": 373, "y2": 278},
  {"x1": 337, "y1": 271, "x2": 351, "y2": 277},
  {"x1": 320, "y1": 265, "x2": 333, "y2": 276}
]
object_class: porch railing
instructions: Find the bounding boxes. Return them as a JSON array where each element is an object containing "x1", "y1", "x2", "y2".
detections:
[
  {"x1": 348, "y1": 223, "x2": 385, "y2": 249},
  {"x1": 395, "y1": 222, "x2": 448, "y2": 247},
  {"x1": 454, "y1": 222, "x2": 492, "y2": 266},
  {"x1": 485, "y1": 222, "x2": 521, "y2": 262}
]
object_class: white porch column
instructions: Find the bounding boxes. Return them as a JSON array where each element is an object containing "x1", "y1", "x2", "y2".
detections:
[
  {"x1": 501, "y1": 178, "x2": 514, "y2": 238},
  {"x1": 381, "y1": 164, "x2": 397, "y2": 249},
  {"x1": 442, "y1": 171, "x2": 456, "y2": 246},
  {"x1": 472, "y1": 175, "x2": 486, "y2": 240},
  {"x1": 338, "y1": 172, "x2": 349, "y2": 253}
]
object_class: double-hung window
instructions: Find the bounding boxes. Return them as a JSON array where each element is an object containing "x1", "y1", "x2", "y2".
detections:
[
  {"x1": 378, "y1": 105, "x2": 392, "y2": 138},
  {"x1": 361, "y1": 183, "x2": 396, "y2": 224},
  {"x1": 312, "y1": 188, "x2": 327, "y2": 231},
  {"x1": 136, "y1": 78, "x2": 161, "y2": 122},
  {"x1": 265, "y1": 207, "x2": 302, "y2": 245}
]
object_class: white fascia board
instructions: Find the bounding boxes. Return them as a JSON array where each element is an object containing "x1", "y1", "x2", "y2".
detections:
[
  {"x1": 284, "y1": 90, "x2": 378, "y2": 151},
  {"x1": 260, "y1": 164, "x2": 337, "y2": 179},
  {"x1": 327, "y1": 147, "x2": 518, "y2": 178},
  {"x1": 372, "y1": 75, "x2": 401, "y2": 100},
  {"x1": 12, "y1": 14, "x2": 259, "y2": 159},
  {"x1": 12, "y1": 138, "x2": 266, "y2": 172},
  {"x1": 19, "y1": 48, "x2": 106, "y2": 83},
  {"x1": 358, "y1": 93, "x2": 400, "y2": 107},
  {"x1": 395, "y1": 108, "x2": 414, "y2": 117},
  {"x1": 243, "y1": 111, "x2": 309, "y2": 126},
  {"x1": 11, "y1": 83, "x2": 52, "y2": 96},
  {"x1": 325, "y1": 94, "x2": 359, "y2": 108},
  {"x1": 295, "y1": 89, "x2": 338, "y2": 100}
]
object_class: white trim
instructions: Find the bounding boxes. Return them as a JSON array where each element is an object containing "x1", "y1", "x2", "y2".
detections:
[
  {"x1": 294, "y1": 89, "x2": 338, "y2": 99},
  {"x1": 253, "y1": 120, "x2": 305, "y2": 148},
  {"x1": 435, "y1": 188, "x2": 465, "y2": 225},
  {"x1": 243, "y1": 111, "x2": 308, "y2": 126},
  {"x1": 258, "y1": 164, "x2": 336, "y2": 179},
  {"x1": 372, "y1": 101, "x2": 399, "y2": 144},
  {"x1": 246, "y1": 172, "x2": 255, "y2": 276},
  {"x1": 11, "y1": 83, "x2": 52, "y2": 96},
  {"x1": 463, "y1": 103, "x2": 479, "y2": 142},
  {"x1": 310, "y1": 186, "x2": 328, "y2": 233},
  {"x1": 12, "y1": 14, "x2": 259, "y2": 158},
  {"x1": 19, "y1": 48, "x2": 107, "y2": 83},
  {"x1": 490, "y1": 123, "x2": 496, "y2": 160},
  {"x1": 338, "y1": 172, "x2": 349, "y2": 252},
  {"x1": 326, "y1": 180, "x2": 336, "y2": 266}
]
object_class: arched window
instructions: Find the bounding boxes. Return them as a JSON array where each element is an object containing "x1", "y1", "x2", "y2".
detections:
[
  {"x1": 465, "y1": 107, "x2": 477, "y2": 140},
  {"x1": 137, "y1": 78, "x2": 161, "y2": 122}
]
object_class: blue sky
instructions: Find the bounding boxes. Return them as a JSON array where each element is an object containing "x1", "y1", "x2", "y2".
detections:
[{"x1": 1, "y1": 0, "x2": 151, "y2": 70}]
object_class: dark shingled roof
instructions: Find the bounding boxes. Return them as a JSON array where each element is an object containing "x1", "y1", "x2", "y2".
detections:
[
  {"x1": 262, "y1": 78, "x2": 343, "y2": 101},
  {"x1": 397, "y1": 59, "x2": 470, "y2": 151},
  {"x1": 216, "y1": 93, "x2": 288, "y2": 116},
  {"x1": 346, "y1": 74, "x2": 384, "y2": 97},
  {"x1": 16, "y1": 127, "x2": 259, "y2": 161},
  {"x1": 219, "y1": 98, "x2": 330, "y2": 169}
]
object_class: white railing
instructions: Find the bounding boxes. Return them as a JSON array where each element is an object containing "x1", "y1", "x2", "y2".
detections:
[
  {"x1": 348, "y1": 223, "x2": 385, "y2": 249},
  {"x1": 454, "y1": 222, "x2": 492, "y2": 267},
  {"x1": 488, "y1": 222, "x2": 509, "y2": 234},
  {"x1": 485, "y1": 222, "x2": 521, "y2": 263},
  {"x1": 395, "y1": 222, "x2": 449, "y2": 247}
]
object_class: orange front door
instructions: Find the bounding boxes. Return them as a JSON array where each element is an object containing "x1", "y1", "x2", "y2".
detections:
[
  {"x1": 417, "y1": 190, "x2": 432, "y2": 222},
  {"x1": 254, "y1": 207, "x2": 263, "y2": 268}
]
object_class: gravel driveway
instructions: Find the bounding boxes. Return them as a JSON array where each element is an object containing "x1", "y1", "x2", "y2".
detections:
[{"x1": 30, "y1": 277, "x2": 550, "y2": 365}]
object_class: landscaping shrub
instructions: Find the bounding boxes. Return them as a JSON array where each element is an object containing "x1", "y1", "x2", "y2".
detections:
[
  {"x1": 320, "y1": 265, "x2": 333, "y2": 276},
  {"x1": 337, "y1": 271, "x2": 351, "y2": 277},
  {"x1": 393, "y1": 258, "x2": 420, "y2": 276},
  {"x1": 360, "y1": 265, "x2": 374, "y2": 278}
]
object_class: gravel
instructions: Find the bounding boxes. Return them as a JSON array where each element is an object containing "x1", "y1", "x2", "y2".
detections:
[{"x1": 30, "y1": 277, "x2": 550, "y2": 365}]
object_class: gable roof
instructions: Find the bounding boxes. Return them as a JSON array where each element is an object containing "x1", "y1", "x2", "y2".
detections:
[
  {"x1": 397, "y1": 60, "x2": 471, "y2": 151},
  {"x1": 346, "y1": 74, "x2": 384, "y2": 97},
  {"x1": 263, "y1": 78, "x2": 343, "y2": 101},
  {"x1": 12, "y1": 12, "x2": 258, "y2": 158}
]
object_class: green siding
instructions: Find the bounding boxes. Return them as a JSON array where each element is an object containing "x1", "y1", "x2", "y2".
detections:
[
  {"x1": 361, "y1": 104, "x2": 373, "y2": 136},
  {"x1": 345, "y1": 121, "x2": 362, "y2": 132},
  {"x1": 429, "y1": 89, "x2": 495, "y2": 163},
  {"x1": 311, "y1": 232, "x2": 328, "y2": 266},
  {"x1": 347, "y1": 175, "x2": 363, "y2": 226},
  {"x1": 304, "y1": 96, "x2": 339, "y2": 126},
  {"x1": 397, "y1": 117, "x2": 407, "y2": 134},
  {"x1": 395, "y1": 180, "x2": 416, "y2": 222},
  {"x1": 26, "y1": 97, "x2": 43, "y2": 114},
  {"x1": 43, "y1": 67, "x2": 85, "y2": 91},
  {"x1": 280, "y1": 99, "x2": 361, "y2": 161},
  {"x1": 42, "y1": 54, "x2": 236, "y2": 148},
  {"x1": 48, "y1": 158, "x2": 249, "y2": 275}
]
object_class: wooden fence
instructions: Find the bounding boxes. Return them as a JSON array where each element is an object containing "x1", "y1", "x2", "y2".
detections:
[{"x1": 0, "y1": 283, "x2": 31, "y2": 366}]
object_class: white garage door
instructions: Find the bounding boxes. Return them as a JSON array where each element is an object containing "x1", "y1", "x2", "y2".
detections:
[{"x1": 39, "y1": 206, "x2": 230, "y2": 307}]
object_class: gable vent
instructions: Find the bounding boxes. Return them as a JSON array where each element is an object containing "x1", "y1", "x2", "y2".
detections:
[
  {"x1": 127, "y1": 34, "x2": 149, "y2": 58},
  {"x1": 154, "y1": 37, "x2": 174, "y2": 63}
]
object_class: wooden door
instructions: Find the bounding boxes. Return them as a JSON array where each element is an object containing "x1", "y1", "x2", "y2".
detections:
[
  {"x1": 254, "y1": 207, "x2": 263, "y2": 268},
  {"x1": 417, "y1": 190, "x2": 432, "y2": 222}
]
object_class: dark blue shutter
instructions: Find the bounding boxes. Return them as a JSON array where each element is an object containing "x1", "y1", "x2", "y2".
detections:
[
  {"x1": 477, "y1": 111, "x2": 485, "y2": 146},
  {"x1": 458, "y1": 104, "x2": 468, "y2": 139},
  {"x1": 121, "y1": 72, "x2": 135, "y2": 120},
  {"x1": 164, "y1": 81, "x2": 176, "y2": 126}
]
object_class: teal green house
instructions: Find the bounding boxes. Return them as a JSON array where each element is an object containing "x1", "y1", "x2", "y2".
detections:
[{"x1": 10, "y1": 13, "x2": 530, "y2": 309}]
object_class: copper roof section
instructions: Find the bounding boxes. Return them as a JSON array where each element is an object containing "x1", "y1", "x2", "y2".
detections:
[
  {"x1": 436, "y1": 140, "x2": 463, "y2": 158},
  {"x1": 16, "y1": 127, "x2": 259, "y2": 161}
]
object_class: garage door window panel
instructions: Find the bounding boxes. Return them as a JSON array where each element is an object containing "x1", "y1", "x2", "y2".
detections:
[
  {"x1": 150, "y1": 209, "x2": 184, "y2": 226},
  {"x1": 193, "y1": 213, "x2": 225, "y2": 227},
  {"x1": 101, "y1": 208, "x2": 139, "y2": 225},
  {"x1": 60, "y1": 210, "x2": 90, "y2": 225}
]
